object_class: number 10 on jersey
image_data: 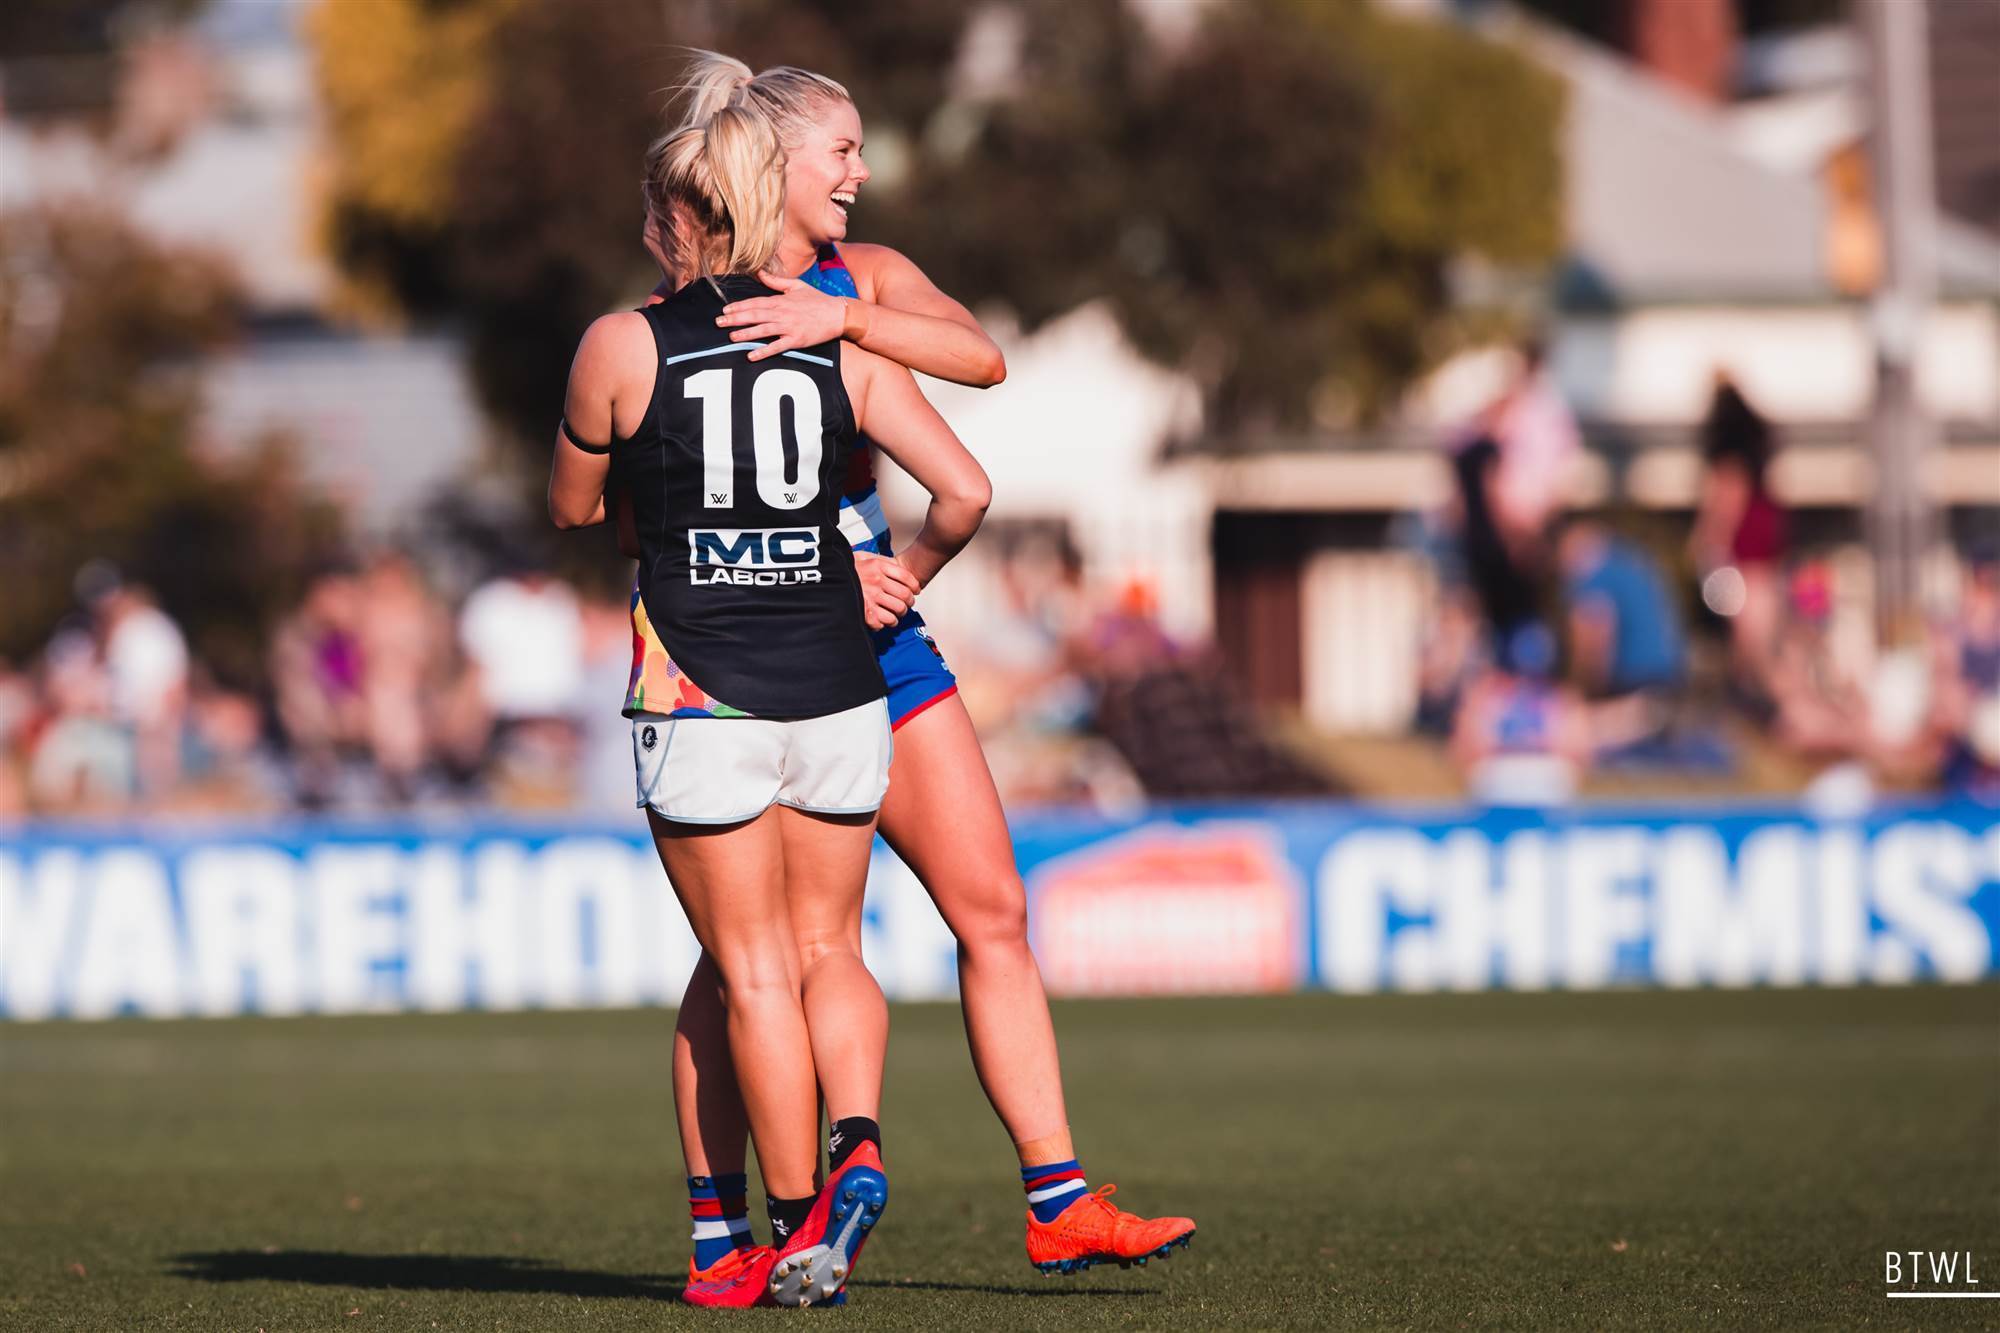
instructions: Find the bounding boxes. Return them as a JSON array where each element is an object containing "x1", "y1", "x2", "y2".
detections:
[{"x1": 684, "y1": 367, "x2": 824, "y2": 511}]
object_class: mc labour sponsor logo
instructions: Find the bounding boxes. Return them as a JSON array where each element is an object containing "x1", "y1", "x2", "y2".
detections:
[{"x1": 688, "y1": 527, "x2": 822, "y2": 586}]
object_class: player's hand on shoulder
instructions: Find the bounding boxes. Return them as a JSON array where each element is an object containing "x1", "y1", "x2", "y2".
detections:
[
  {"x1": 854, "y1": 551, "x2": 920, "y2": 630},
  {"x1": 716, "y1": 272, "x2": 848, "y2": 361}
]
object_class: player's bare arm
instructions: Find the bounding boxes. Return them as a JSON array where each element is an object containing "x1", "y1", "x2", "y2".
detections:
[
  {"x1": 549, "y1": 311, "x2": 653, "y2": 529},
  {"x1": 719, "y1": 243, "x2": 1005, "y2": 387},
  {"x1": 842, "y1": 343, "x2": 991, "y2": 590}
]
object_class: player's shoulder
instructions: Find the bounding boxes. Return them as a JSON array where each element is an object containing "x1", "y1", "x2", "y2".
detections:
[
  {"x1": 833, "y1": 242, "x2": 919, "y2": 289},
  {"x1": 568, "y1": 310, "x2": 658, "y2": 408},
  {"x1": 579, "y1": 309, "x2": 658, "y2": 367},
  {"x1": 579, "y1": 309, "x2": 652, "y2": 355},
  {"x1": 838, "y1": 241, "x2": 926, "y2": 275}
]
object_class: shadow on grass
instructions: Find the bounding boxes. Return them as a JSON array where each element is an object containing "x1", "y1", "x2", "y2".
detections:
[
  {"x1": 167, "y1": 1250, "x2": 680, "y2": 1301},
  {"x1": 849, "y1": 1278, "x2": 1150, "y2": 1298}
]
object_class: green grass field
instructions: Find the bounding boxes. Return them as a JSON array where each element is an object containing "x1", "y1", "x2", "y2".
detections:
[{"x1": 3, "y1": 988, "x2": 1996, "y2": 1331}]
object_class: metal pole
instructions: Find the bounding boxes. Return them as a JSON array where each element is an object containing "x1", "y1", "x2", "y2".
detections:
[{"x1": 1860, "y1": 0, "x2": 1940, "y2": 643}]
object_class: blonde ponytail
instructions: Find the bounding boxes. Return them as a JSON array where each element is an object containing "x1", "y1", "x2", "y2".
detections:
[
  {"x1": 703, "y1": 105, "x2": 786, "y2": 274},
  {"x1": 673, "y1": 48, "x2": 756, "y2": 129},
  {"x1": 642, "y1": 101, "x2": 786, "y2": 280},
  {"x1": 668, "y1": 48, "x2": 851, "y2": 151},
  {"x1": 643, "y1": 50, "x2": 851, "y2": 283}
]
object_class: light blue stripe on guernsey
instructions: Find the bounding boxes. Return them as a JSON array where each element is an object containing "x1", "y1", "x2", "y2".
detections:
[
  {"x1": 662, "y1": 341, "x2": 834, "y2": 368},
  {"x1": 664, "y1": 342, "x2": 766, "y2": 365}
]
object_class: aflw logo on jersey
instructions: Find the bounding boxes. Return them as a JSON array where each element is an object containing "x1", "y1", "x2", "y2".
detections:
[{"x1": 688, "y1": 527, "x2": 822, "y2": 586}]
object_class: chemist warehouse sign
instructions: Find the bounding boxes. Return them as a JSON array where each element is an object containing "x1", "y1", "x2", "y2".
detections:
[{"x1": 2, "y1": 803, "x2": 1996, "y2": 1019}]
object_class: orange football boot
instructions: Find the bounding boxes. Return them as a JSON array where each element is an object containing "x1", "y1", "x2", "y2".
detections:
[
  {"x1": 1025, "y1": 1184, "x2": 1196, "y2": 1275},
  {"x1": 685, "y1": 1243, "x2": 757, "y2": 1288},
  {"x1": 681, "y1": 1244, "x2": 779, "y2": 1307}
]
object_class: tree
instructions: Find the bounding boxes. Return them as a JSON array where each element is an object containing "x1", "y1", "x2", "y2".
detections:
[
  {"x1": 310, "y1": 0, "x2": 1563, "y2": 453},
  {"x1": 309, "y1": 0, "x2": 674, "y2": 466},
  {"x1": 0, "y1": 208, "x2": 343, "y2": 685},
  {"x1": 860, "y1": 0, "x2": 1562, "y2": 431}
]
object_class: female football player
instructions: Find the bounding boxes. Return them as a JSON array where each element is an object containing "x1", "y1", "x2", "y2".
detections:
[
  {"x1": 654, "y1": 52, "x2": 1195, "y2": 1287},
  {"x1": 550, "y1": 97, "x2": 990, "y2": 1305}
]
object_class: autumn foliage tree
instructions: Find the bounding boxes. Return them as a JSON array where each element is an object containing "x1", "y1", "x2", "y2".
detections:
[
  {"x1": 309, "y1": 0, "x2": 1562, "y2": 455},
  {"x1": 0, "y1": 209, "x2": 343, "y2": 684}
]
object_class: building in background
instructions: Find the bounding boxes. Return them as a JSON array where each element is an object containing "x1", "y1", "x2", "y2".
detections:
[
  {"x1": 0, "y1": 0, "x2": 489, "y2": 535},
  {"x1": 879, "y1": 0, "x2": 2000, "y2": 754}
]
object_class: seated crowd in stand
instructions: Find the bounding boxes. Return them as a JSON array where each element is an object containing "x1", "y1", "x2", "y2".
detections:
[{"x1": 1, "y1": 359, "x2": 1992, "y2": 815}]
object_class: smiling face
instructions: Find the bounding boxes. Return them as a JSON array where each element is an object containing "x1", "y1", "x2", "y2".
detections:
[{"x1": 782, "y1": 97, "x2": 869, "y2": 250}]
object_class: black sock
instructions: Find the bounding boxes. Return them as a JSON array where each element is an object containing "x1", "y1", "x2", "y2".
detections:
[
  {"x1": 767, "y1": 1193, "x2": 815, "y2": 1248},
  {"x1": 828, "y1": 1116, "x2": 880, "y2": 1172}
]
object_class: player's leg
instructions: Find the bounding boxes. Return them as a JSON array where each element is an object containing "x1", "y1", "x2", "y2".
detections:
[
  {"x1": 639, "y1": 708, "x2": 774, "y2": 1282},
  {"x1": 878, "y1": 693, "x2": 1068, "y2": 1147},
  {"x1": 877, "y1": 690, "x2": 1196, "y2": 1272},
  {"x1": 673, "y1": 956, "x2": 743, "y2": 1176},
  {"x1": 779, "y1": 806, "x2": 888, "y2": 1127},
  {"x1": 647, "y1": 809, "x2": 818, "y2": 1201},
  {"x1": 762, "y1": 702, "x2": 894, "y2": 1306},
  {"x1": 672, "y1": 954, "x2": 757, "y2": 1273}
]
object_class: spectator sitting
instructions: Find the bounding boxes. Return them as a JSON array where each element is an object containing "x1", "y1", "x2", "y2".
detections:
[
  {"x1": 178, "y1": 673, "x2": 283, "y2": 812},
  {"x1": 1081, "y1": 577, "x2": 1331, "y2": 800},
  {"x1": 1078, "y1": 576, "x2": 1182, "y2": 682},
  {"x1": 1452, "y1": 622, "x2": 1592, "y2": 808},
  {"x1": 0, "y1": 657, "x2": 33, "y2": 815},
  {"x1": 27, "y1": 628, "x2": 134, "y2": 812},
  {"x1": 458, "y1": 560, "x2": 584, "y2": 799},
  {"x1": 84, "y1": 571, "x2": 189, "y2": 797},
  {"x1": 1928, "y1": 545, "x2": 2000, "y2": 796},
  {"x1": 271, "y1": 566, "x2": 370, "y2": 808},
  {"x1": 1766, "y1": 560, "x2": 1870, "y2": 766},
  {"x1": 1555, "y1": 516, "x2": 1686, "y2": 755},
  {"x1": 1414, "y1": 586, "x2": 1487, "y2": 737},
  {"x1": 573, "y1": 594, "x2": 642, "y2": 813},
  {"x1": 357, "y1": 552, "x2": 452, "y2": 801}
]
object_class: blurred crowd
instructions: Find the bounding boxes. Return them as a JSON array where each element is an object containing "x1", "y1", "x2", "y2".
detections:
[
  {"x1": 0, "y1": 556, "x2": 638, "y2": 818},
  {"x1": 936, "y1": 543, "x2": 1328, "y2": 811},
  {"x1": 1420, "y1": 345, "x2": 2000, "y2": 808},
  {"x1": 0, "y1": 545, "x2": 1287, "y2": 818},
  {"x1": 3, "y1": 347, "x2": 1994, "y2": 817}
]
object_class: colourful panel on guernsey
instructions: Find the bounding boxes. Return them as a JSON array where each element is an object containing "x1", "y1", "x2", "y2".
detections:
[
  {"x1": 624, "y1": 582, "x2": 752, "y2": 719},
  {"x1": 801, "y1": 244, "x2": 861, "y2": 300}
]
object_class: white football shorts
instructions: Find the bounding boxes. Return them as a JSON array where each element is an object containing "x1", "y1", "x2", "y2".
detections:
[{"x1": 632, "y1": 697, "x2": 892, "y2": 824}]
